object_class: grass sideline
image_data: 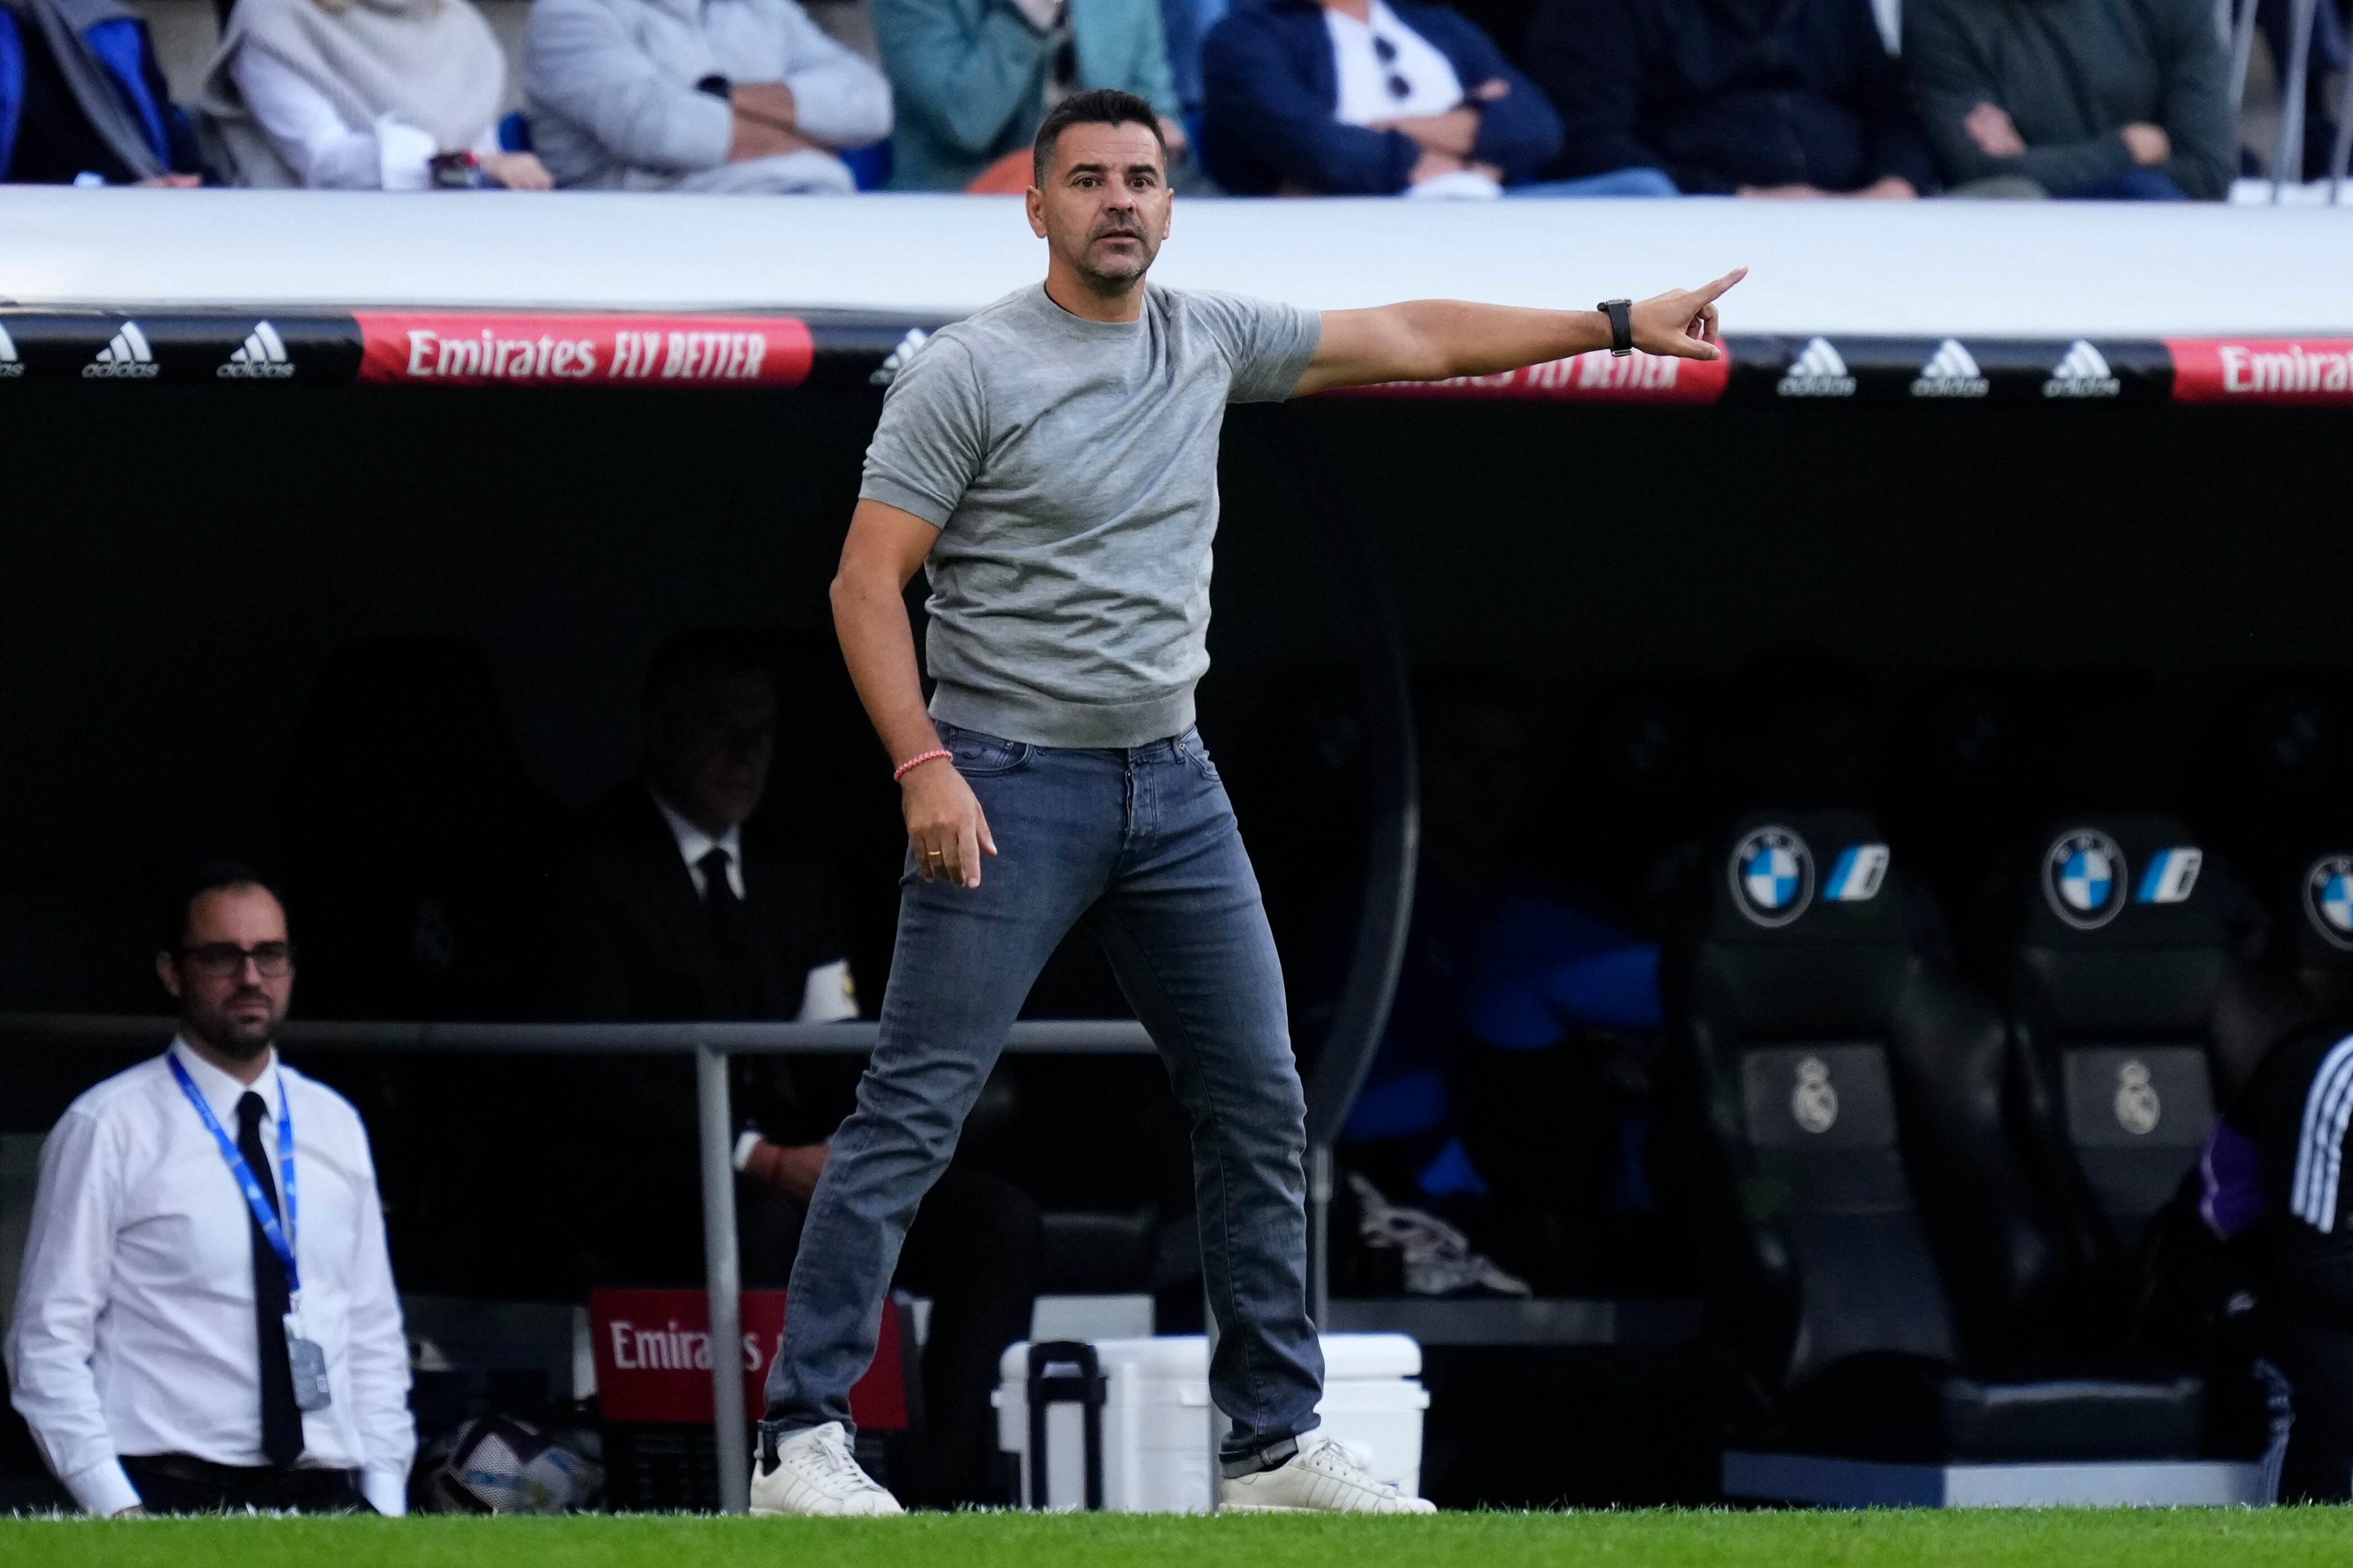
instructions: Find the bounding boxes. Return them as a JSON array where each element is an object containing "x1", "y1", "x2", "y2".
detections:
[{"x1": 3, "y1": 1508, "x2": 2352, "y2": 1568}]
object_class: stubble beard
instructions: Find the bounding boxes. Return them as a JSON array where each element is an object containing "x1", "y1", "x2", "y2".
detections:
[
  {"x1": 1071, "y1": 222, "x2": 1158, "y2": 291},
  {"x1": 187, "y1": 989, "x2": 281, "y2": 1062}
]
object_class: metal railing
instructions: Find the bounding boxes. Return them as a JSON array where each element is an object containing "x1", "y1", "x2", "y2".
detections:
[{"x1": 0, "y1": 1012, "x2": 1155, "y2": 1512}]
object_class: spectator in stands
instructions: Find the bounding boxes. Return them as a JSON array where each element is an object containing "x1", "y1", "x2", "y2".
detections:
[
  {"x1": 1524, "y1": 0, "x2": 1936, "y2": 196},
  {"x1": 1204, "y1": 0, "x2": 1668, "y2": 196},
  {"x1": 195, "y1": 0, "x2": 550, "y2": 189},
  {"x1": 525, "y1": 0, "x2": 891, "y2": 191},
  {"x1": 1157, "y1": 0, "x2": 1220, "y2": 124},
  {"x1": 0, "y1": 0, "x2": 203, "y2": 185},
  {"x1": 1907, "y1": 0, "x2": 2233, "y2": 199},
  {"x1": 6, "y1": 868, "x2": 414, "y2": 1516},
  {"x1": 551, "y1": 630, "x2": 1036, "y2": 1505},
  {"x1": 873, "y1": 0, "x2": 1184, "y2": 190}
]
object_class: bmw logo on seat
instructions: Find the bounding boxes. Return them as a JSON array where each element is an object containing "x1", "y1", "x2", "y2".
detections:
[
  {"x1": 2306, "y1": 855, "x2": 2353, "y2": 952},
  {"x1": 2043, "y1": 829, "x2": 2127, "y2": 930},
  {"x1": 1730, "y1": 826, "x2": 1814, "y2": 927}
]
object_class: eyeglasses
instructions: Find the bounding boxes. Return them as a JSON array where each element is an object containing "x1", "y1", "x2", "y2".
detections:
[
  {"x1": 180, "y1": 942, "x2": 296, "y2": 979},
  {"x1": 1372, "y1": 35, "x2": 1412, "y2": 101}
]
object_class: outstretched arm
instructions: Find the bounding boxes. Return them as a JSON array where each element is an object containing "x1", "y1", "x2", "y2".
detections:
[{"x1": 1293, "y1": 268, "x2": 1746, "y2": 396}]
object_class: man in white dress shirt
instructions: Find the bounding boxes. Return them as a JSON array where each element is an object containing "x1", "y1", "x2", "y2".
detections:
[{"x1": 6, "y1": 868, "x2": 414, "y2": 1515}]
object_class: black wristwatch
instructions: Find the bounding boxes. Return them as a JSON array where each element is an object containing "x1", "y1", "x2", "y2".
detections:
[{"x1": 1598, "y1": 298, "x2": 1634, "y2": 357}]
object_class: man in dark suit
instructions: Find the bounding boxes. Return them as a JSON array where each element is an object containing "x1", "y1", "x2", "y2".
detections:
[{"x1": 551, "y1": 629, "x2": 1038, "y2": 1504}]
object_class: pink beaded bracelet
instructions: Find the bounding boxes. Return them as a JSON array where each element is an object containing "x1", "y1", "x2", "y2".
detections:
[{"x1": 892, "y1": 748, "x2": 952, "y2": 783}]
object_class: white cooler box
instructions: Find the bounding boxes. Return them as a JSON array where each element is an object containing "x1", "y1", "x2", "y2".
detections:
[{"x1": 994, "y1": 1333, "x2": 1428, "y2": 1511}]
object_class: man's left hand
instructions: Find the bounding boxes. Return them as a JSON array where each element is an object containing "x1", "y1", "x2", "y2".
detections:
[{"x1": 1628, "y1": 268, "x2": 1747, "y2": 361}]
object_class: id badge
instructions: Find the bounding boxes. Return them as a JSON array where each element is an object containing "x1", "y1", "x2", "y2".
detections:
[{"x1": 284, "y1": 1315, "x2": 334, "y2": 1413}]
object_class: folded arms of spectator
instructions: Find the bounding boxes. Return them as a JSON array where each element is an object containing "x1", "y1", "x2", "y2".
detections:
[
  {"x1": 1203, "y1": 11, "x2": 1421, "y2": 192},
  {"x1": 527, "y1": 0, "x2": 736, "y2": 172},
  {"x1": 1908, "y1": 0, "x2": 2227, "y2": 197},
  {"x1": 1398, "y1": 7, "x2": 1562, "y2": 182},
  {"x1": 769, "y1": 2, "x2": 894, "y2": 149}
]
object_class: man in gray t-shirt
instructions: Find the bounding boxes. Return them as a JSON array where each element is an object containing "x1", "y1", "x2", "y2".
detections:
[{"x1": 754, "y1": 87, "x2": 1742, "y2": 1517}]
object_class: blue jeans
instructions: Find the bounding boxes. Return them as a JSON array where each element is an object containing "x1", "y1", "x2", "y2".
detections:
[
  {"x1": 1507, "y1": 166, "x2": 1681, "y2": 198},
  {"x1": 762, "y1": 722, "x2": 1323, "y2": 1467},
  {"x1": 2056, "y1": 166, "x2": 2191, "y2": 200}
]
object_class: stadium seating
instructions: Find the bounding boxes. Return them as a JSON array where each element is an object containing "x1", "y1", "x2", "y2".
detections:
[
  {"x1": 1982, "y1": 816, "x2": 2277, "y2": 1320},
  {"x1": 1670, "y1": 810, "x2": 2204, "y2": 1467}
]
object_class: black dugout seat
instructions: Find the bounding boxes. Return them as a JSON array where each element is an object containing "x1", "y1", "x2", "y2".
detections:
[
  {"x1": 1672, "y1": 810, "x2": 2203, "y2": 1462},
  {"x1": 1987, "y1": 817, "x2": 2265, "y2": 1308}
]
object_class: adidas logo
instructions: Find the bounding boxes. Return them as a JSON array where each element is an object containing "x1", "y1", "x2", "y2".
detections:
[
  {"x1": 2042, "y1": 338, "x2": 2119, "y2": 399},
  {"x1": 1775, "y1": 337, "x2": 1854, "y2": 397},
  {"x1": 83, "y1": 321, "x2": 157, "y2": 379},
  {"x1": 868, "y1": 327, "x2": 931, "y2": 387},
  {"x1": 1910, "y1": 338, "x2": 1988, "y2": 398},
  {"x1": 218, "y1": 320, "x2": 294, "y2": 380},
  {"x1": 0, "y1": 321, "x2": 19, "y2": 378}
]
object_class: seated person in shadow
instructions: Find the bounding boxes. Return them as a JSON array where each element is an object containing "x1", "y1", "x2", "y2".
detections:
[
  {"x1": 1324, "y1": 667, "x2": 1670, "y2": 1296},
  {"x1": 551, "y1": 629, "x2": 1037, "y2": 1506}
]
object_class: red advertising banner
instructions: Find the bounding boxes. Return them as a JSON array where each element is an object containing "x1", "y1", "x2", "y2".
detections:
[
  {"x1": 2166, "y1": 338, "x2": 2353, "y2": 404},
  {"x1": 354, "y1": 312, "x2": 815, "y2": 389},
  {"x1": 1332, "y1": 346, "x2": 1730, "y2": 404},
  {"x1": 588, "y1": 1288, "x2": 907, "y2": 1429}
]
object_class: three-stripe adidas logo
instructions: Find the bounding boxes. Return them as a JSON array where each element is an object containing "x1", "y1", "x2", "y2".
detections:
[
  {"x1": 2043, "y1": 338, "x2": 2120, "y2": 398},
  {"x1": 1910, "y1": 338, "x2": 1988, "y2": 398},
  {"x1": 0, "y1": 321, "x2": 19, "y2": 378},
  {"x1": 219, "y1": 320, "x2": 296, "y2": 380},
  {"x1": 867, "y1": 328, "x2": 931, "y2": 387},
  {"x1": 84, "y1": 321, "x2": 158, "y2": 379},
  {"x1": 1776, "y1": 337, "x2": 1855, "y2": 397}
]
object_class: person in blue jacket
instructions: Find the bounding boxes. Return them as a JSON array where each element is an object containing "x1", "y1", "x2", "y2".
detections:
[{"x1": 1201, "y1": 0, "x2": 1674, "y2": 196}]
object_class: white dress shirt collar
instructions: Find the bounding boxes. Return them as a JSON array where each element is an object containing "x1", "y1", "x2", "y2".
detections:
[
  {"x1": 650, "y1": 787, "x2": 747, "y2": 902},
  {"x1": 166, "y1": 1035, "x2": 282, "y2": 1128}
]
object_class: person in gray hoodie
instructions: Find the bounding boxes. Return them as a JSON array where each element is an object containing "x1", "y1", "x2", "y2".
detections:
[
  {"x1": 525, "y1": 0, "x2": 893, "y2": 191},
  {"x1": 1907, "y1": 0, "x2": 2235, "y2": 198}
]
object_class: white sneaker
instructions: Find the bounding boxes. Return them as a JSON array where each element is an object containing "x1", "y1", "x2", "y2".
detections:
[
  {"x1": 749, "y1": 1421, "x2": 905, "y2": 1517},
  {"x1": 1218, "y1": 1435, "x2": 1437, "y2": 1514}
]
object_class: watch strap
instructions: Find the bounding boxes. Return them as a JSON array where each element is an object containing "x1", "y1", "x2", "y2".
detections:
[{"x1": 1598, "y1": 299, "x2": 1634, "y2": 357}]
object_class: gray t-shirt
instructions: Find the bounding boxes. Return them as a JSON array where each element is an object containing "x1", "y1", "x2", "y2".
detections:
[{"x1": 860, "y1": 282, "x2": 1323, "y2": 749}]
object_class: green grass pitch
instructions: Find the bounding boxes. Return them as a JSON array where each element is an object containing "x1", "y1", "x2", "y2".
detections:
[{"x1": 3, "y1": 1508, "x2": 2352, "y2": 1568}]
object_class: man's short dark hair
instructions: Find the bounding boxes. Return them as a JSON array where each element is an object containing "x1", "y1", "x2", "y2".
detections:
[
  {"x1": 641, "y1": 629, "x2": 774, "y2": 713},
  {"x1": 160, "y1": 861, "x2": 280, "y2": 951},
  {"x1": 1033, "y1": 88, "x2": 1166, "y2": 187}
]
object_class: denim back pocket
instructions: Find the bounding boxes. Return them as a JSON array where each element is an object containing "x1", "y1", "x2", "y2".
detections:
[{"x1": 939, "y1": 723, "x2": 1034, "y2": 777}]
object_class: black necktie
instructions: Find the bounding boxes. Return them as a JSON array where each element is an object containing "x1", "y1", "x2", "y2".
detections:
[
  {"x1": 699, "y1": 847, "x2": 747, "y2": 931},
  {"x1": 238, "y1": 1091, "x2": 304, "y2": 1468}
]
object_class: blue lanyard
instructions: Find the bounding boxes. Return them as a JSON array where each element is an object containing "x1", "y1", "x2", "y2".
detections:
[{"x1": 168, "y1": 1051, "x2": 299, "y2": 1300}]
